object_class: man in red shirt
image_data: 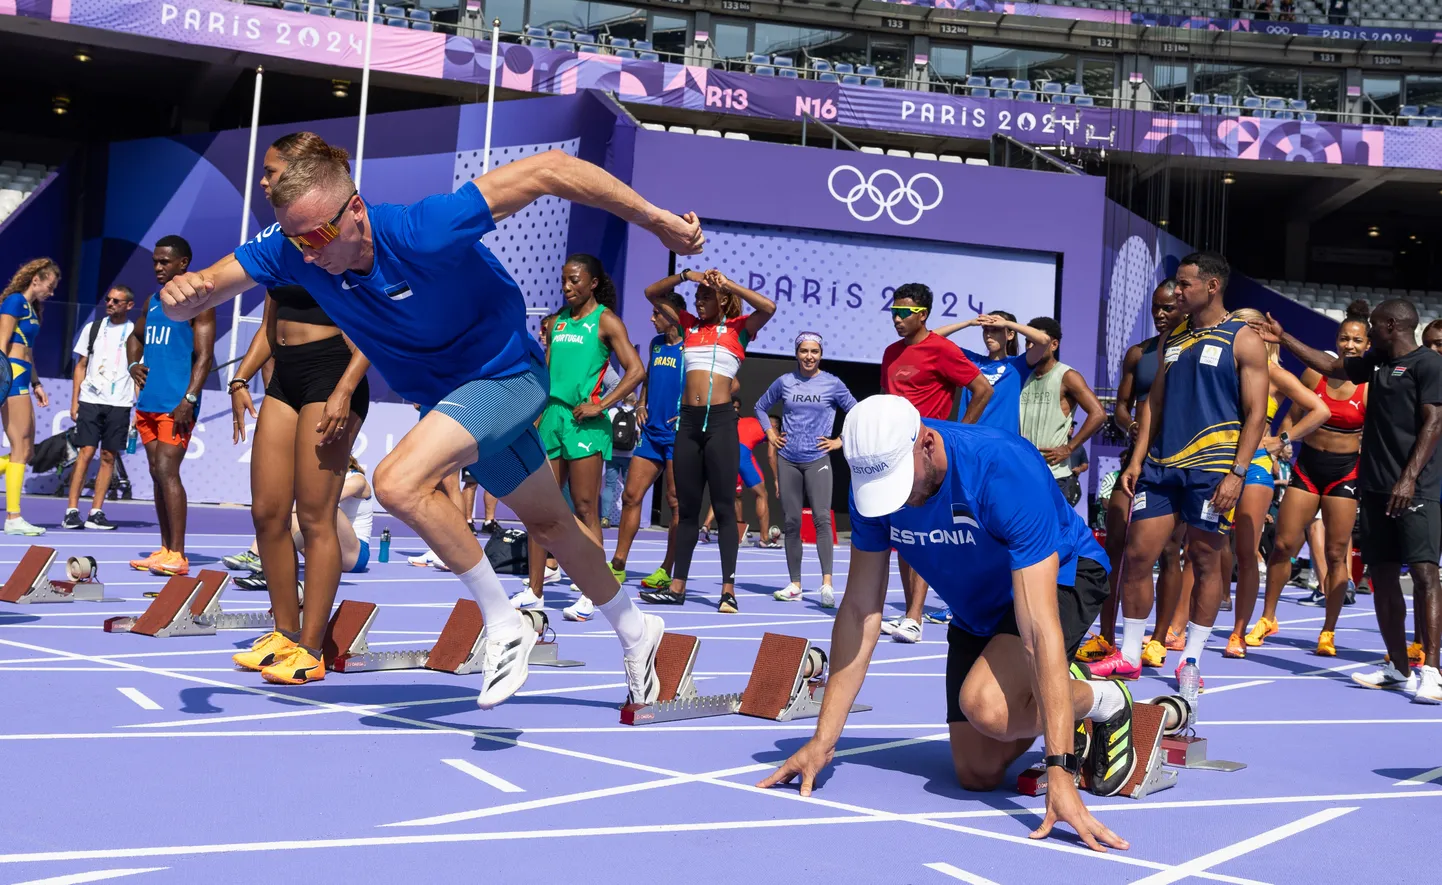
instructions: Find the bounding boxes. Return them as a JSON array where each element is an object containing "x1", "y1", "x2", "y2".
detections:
[{"x1": 879, "y1": 283, "x2": 993, "y2": 643}]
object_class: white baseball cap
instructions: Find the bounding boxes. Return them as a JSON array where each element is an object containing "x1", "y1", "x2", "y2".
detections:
[{"x1": 842, "y1": 395, "x2": 922, "y2": 518}]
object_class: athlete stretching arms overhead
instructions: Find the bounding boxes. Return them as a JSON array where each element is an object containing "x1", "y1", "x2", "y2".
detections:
[{"x1": 158, "y1": 146, "x2": 704, "y2": 710}]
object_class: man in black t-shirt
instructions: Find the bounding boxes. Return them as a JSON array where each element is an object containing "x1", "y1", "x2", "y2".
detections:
[{"x1": 1255, "y1": 300, "x2": 1442, "y2": 703}]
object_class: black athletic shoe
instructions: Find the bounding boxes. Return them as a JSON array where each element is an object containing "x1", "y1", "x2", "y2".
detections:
[
  {"x1": 1344, "y1": 581, "x2": 1357, "y2": 606},
  {"x1": 84, "y1": 510, "x2": 116, "y2": 531},
  {"x1": 1218, "y1": 593, "x2": 1232, "y2": 612},
  {"x1": 61, "y1": 509, "x2": 83, "y2": 530},
  {"x1": 467, "y1": 521, "x2": 477, "y2": 535},
  {"x1": 638, "y1": 588, "x2": 686, "y2": 605},
  {"x1": 1297, "y1": 588, "x2": 1326, "y2": 607},
  {"x1": 1087, "y1": 679, "x2": 1138, "y2": 798},
  {"x1": 234, "y1": 575, "x2": 269, "y2": 591},
  {"x1": 481, "y1": 520, "x2": 501, "y2": 535},
  {"x1": 719, "y1": 591, "x2": 739, "y2": 614}
]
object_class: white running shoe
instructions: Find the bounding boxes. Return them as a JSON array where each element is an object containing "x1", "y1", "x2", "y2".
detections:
[
  {"x1": 408, "y1": 549, "x2": 441, "y2": 568},
  {"x1": 1351, "y1": 660, "x2": 1412, "y2": 690},
  {"x1": 4, "y1": 516, "x2": 45, "y2": 536},
  {"x1": 475, "y1": 615, "x2": 539, "y2": 710},
  {"x1": 563, "y1": 594, "x2": 596, "y2": 622},
  {"x1": 542, "y1": 565, "x2": 564, "y2": 585},
  {"x1": 1411, "y1": 665, "x2": 1442, "y2": 705},
  {"x1": 774, "y1": 582, "x2": 803, "y2": 602},
  {"x1": 879, "y1": 616, "x2": 902, "y2": 635},
  {"x1": 891, "y1": 618, "x2": 923, "y2": 644},
  {"x1": 819, "y1": 584, "x2": 836, "y2": 609},
  {"x1": 623, "y1": 613, "x2": 665, "y2": 705},
  {"x1": 509, "y1": 587, "x2": 544, "y2": 610}
]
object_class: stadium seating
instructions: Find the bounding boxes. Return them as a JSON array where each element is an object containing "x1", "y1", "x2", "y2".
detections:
[
  {"x1": 1266, "y1": 280, "x2": 1442, "y2": 327},
  {"x1": 0, "y1": 160, "x2": 53, "y2": 225}
]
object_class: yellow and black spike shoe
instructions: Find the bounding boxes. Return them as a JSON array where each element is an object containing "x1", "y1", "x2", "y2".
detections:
[
  {"x1": 1087, "y1": 679, "x2": 1138, "y2": 798},
  {"x1": 261, "y1": 645, "x2": 326, "y2": 685},
  {"x1": 233, "y1": 631, "x2": 297, "y2": 672}
]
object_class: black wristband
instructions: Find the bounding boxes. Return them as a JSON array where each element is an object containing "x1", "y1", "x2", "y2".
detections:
[
  {"x1": 1044, "y1": 753, "x2": 1081, "y2": 775},
  {"x1": 228, "y1": 378, "x2": 249, "y2": 390}
]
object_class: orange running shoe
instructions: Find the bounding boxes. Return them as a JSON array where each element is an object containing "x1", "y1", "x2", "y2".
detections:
[
  {"x1": 129, "y1": 548, "x2": 169, "y2": 571},
  {"x1": 1164, "y1": 627, "x2": 1186, "y2": 651},
  {"x1": 1244, "y1": 615, "x2": 1279, "y2": 647},
  {"x1": 1316, "y1": 631, "x2": 1337, "y2": 657},
  {"x1": 1075, "y1": 634, "x2": 1115, "y2": 663},
  {"x1": 1409, "y1": 642, "x2": 1425, "y2": 668},
  {"x1": 261, "y1": 645, "x2": 325, "y2": 685},
  {"x1": 1223, "y1": 634, "x2": 1246, "y2": 658},
  {"x1": 1141, "y1": 639, "x2": 1167, "y2": 668},
  {"x1": 148, "y1": 550, "x2": 189, "y2": 577},
  {"x1": 233, "y1": 631, "x2": 297, "y2": 671}
]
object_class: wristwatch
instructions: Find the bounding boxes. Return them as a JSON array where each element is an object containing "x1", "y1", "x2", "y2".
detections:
[
  {"x1": 1279, "y1": 431, "x2": 1291, "y2": 450},
  {"x1": 1230, "y1": 462, "x2": 1248, "y2": 478},
  {"x1": 1043, "y1": 754, "x2": 1081, "y2": 776},
  {"x1": 184, "y1": 393, "x2": 199, "y2": 405}
]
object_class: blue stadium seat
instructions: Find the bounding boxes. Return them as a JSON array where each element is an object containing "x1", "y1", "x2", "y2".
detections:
[
  {"x1": 1290, "y1": 99, "x2": 1308, "y2": 112},
  {"x1": 524, "y1": 25, "x2": 548, "y2": 46},
  {"x1": 970, "y1": 85, "x2": 991, "y2": 97},
  {"x1": 773, "y1": 56, "x2": 794, "y2": 67},
  {"x1": 819, "y1": 72, "x2": 840, "y2": 83},
  {"x1": 409, "y1": 7, "x2": 433, "y2": 28},
  {"x1": 1300, "y1": 112, "x2": 1317, "y2": 122},
  {"x1": 1242, "y1": 96, "x2": 1263, "y2": 114},
  {"x1": 842, "y1": 74, "x2": 862, "y2": 86},
  {"x1": 835, "y1": 63, "x2": 855, "y2": 75},
  {"x1": 1411, "y1": 115, "x2": 1430, "y2": 126},
  {"x1": 552, "y1": 40, "x2": 574, "y2": 50},
  {"x1": 639, "y1": 51, "x2": 659, "y2": 61},
  {"x1": 382, "y1": 5, "x2": 406, "y2": 25},
  {"x1": 610, "y1": 37, "x2": 631, "y2": 48},
  {"x1": 1427, "y1": 106, "x2": 1442, "y2": 118},
  {"x1": 1400, "y1": 104, "x2": 1419, "y2": 116},
  {"x1": 550, "y1": 29, "x2": 571, "y2": 40},
  {"x1": 780, "y1": 68, "x2": 799, "y2": 79},
  {"x1": 616, "y1": 48, "x2": 636, "y2": 59},
  {"x1": 756, "y1": 65, "x2": 776, "y2": 77},
  {"x1": 966, "y1": 75, "x2": 987, "y2": 88},
  {"x1": 1073, "y1": 95, "x2": 1094, "y2": 106},
  {"x1": 1051, "y1": 93, "x2": 1071, "y2": 104},
  {"x1": 308, "y1": 4, "x2": 331, "y2": 15},
  {"x1": 1064, "y1": 83, "x2": 1084, "y2": 96},
  {"x1": 1189, "y1": 93, "x2": 1209, "y2": 106},
  {"x1": 859, "y1": 65, "x2": 878, "y2": 77},
  {"x1": 282, "y1": 1, "x2": 304, "y2": 10},
  {"x1": 750, "y1": 53, "x2": 771, "y2": 66},
  {"x1": 634, "y1": 39, "x2": 653, "y2": 51},
  {"x1": 1274, "y1": 110, "x2": 1295, "y2": 120},
  {"x1": 1017, "y1": 90, "x2": 1038, "y2": 101},
  {"x1": 332, "y1": 0, "x2": 355, "y2": 10},
  {"x1": 812, "y1": 60, "x2": 832, "y2": 73},
  {"x1": 1011, "y1": 79, "x2": 1030, "y2": 91},
  {"x1": 1264, "y1": 97, "x2": 1287, "y2": 112},
  {"x1": 1199, "y1": 105, "x2": 1218, "y2": 115},
  {"x1": 1041, "y1": 82, "x2": 1062, "y2": 94},
  {"x1": 333, "y1": 7, "x2": 357, "y2": 18},
  {"x1": 864, "y1": 77, "x2": 884, "y2": 87},
  {"x1": 992, "y1": 88, "x2": 1014, "y2": 99},
  {"x1": 575, "y1": 32, "x2": 596, "y2": 47},
  {"x1": 1213, "y1": 94, "x2": 1234, "y2": 107},
  {"x1": 988, "y1": 77, "x2": 1009, "y2": 89}
]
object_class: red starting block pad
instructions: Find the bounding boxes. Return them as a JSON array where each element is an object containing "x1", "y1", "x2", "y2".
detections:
[
  {"x1": 104, "y1": 570, "x2": 249, "y2": 636},
  {"x1": 327, "y1": 599, "x2": 582, "y2": 673},
  {"x1": 1, "y1": 546, "x2": 107, "y2": 604},
  {"x1": 622, "y1": 631, "x2": 870, "y2": 725}
]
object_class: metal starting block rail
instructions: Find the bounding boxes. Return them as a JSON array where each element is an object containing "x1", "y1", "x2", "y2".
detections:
[
  {"x1": 1, "y1": 546, "x2": 110, "y2": 604},
  {"x1": 327, "y1": 599, "x2": 583, "y2": 673},
  {"x1": 104, "y1": 570, "x2": 275, "y2": 635},
  {"x1": 621, "y1": 632, "x2": 870, "y2": 726}
]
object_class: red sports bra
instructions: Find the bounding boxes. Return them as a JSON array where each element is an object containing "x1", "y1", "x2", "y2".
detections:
[{"x1": 1316, "y1": 376, "x2": 1366, "y2": 434}]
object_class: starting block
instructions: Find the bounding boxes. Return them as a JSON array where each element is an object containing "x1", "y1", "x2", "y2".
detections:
[
  {"x1": 1, "y1": 546, "x2": 108, "y2": 604},
  {"x1": 621, "y1": 631, "x2": 870, "y2": 725},
  {"x1": 1153, "y1": 694, "x2": 1247, "y2": 773},
  {"x1": 104, "y1": 570, "x2": 276, "y2": 635},
  {"x1": 1016, "y1": 701, "x2": 1176, "y2": 800},
  {"x1": 326, "y1": 599, "x2": 583, "y2": 673}
]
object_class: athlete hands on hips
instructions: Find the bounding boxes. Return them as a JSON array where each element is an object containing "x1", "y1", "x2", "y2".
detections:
[
  {"x1": 157, "y1": 142, "x2": 704, "y2": 711},
  {"x1": 760, "y1": 395, "x2": 1134, "y2": 853}
]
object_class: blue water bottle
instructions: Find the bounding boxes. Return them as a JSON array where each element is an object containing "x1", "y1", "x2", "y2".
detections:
[
  {"x1": 379, "y1": 528, "x2": 390, "y2": 563},
  {"x1": 125, "y1": 423, "x2": 138, "y2": 455}
]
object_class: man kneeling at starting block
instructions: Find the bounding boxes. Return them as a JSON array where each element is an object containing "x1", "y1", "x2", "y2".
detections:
[{"x1": 760, "y1": 395, "x2": 1135, "y2": 851}]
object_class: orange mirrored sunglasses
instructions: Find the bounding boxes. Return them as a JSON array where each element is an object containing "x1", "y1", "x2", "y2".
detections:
[{"x1": 284, "y1": 191, "x2": 357, "y2": 251}]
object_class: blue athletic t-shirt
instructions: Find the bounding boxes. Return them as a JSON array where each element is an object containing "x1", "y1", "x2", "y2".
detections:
[
  {"x1": 850, "y1": 419, "x2": 1109, "y2": 636},
  {"x1": 754, "y1": 370, "x2": 858, "y2": 464},
  {"x1": 642, "y1": 334, "x2": 683, "y2": 446},
  {"x1": 959, "y1": 350, "x2": 1033, "y2": 433},
  {"x1": 136, "y1": 294, "x2": 196, "y2": 414},
  {"x1": 1, "y1": 292, "x2": 40, "y2": 350},
  {"x1": 233, "y1": 182, "x2": 544, "y2": 406}
]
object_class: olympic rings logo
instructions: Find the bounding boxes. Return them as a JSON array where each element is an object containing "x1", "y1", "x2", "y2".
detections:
[{"x1": 827, "y1": 165, "x2": 944, "y2": 225}]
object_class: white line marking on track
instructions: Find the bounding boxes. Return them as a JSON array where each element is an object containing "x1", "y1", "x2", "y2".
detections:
[
  {"x1": 1123, "y1": 807, "x2": 1355, "y2": 885},
  {"x1": 115, "y1": 688, "x2": 161, "y2": 711},
  {"x1": 442, "y1": 758, "x2": 525, "y2": 792},
  {"x1": 924, "y1": 862, "x2": 1002, "y2": 885},
  {"x1": 1196, "y1": 679, "x2": 1272, "y2": 695},
  {"x1": 9, "y1": 868, "x2": 168, "y2": 885},
  {"x1": 1395, "y1": 766, "x2": 1442, "y2": 786}
]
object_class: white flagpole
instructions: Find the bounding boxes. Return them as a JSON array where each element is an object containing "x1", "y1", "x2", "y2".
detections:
[
  {"x1": 355, "y1": 0, "x2": 378, "y2": 188},
  {"x1": 483, "y1": 18, "x2": 500, "y2": 173},
  {"x1": 228, "y1": 65, "x2": 264, "y2": 384}
]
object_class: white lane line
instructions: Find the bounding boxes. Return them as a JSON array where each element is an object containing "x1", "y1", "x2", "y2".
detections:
[
  {"x1": 1198, "y1": 679, "x2": 1273, "y2": 695},
  {"x1": 1395, "y1": 766, "x2": 1442, "y2": 786},
  {"x1": 1124, "y1": 807, "x2": 1355, "y2": 885},
  {"x1": 10, "y1": 868, "x2": 168, "y2": 885},
  {"x1": 924, "y1": 863, "x2": 1002, "y2": 885},
  {"x1": 442, "y1": 758, "x2": 525, "y2": 793},
  {"x1": 115, "y1": 688, "x2": 162, "y2": 711}
]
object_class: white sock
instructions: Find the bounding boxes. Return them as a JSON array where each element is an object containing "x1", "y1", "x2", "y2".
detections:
[
  {"x1": 1085, "y1": 679, "x2": 1126, "y2": 721},
  {"x1": 1121, "y1": 617, "x2": 1148, "y2": 666},
  {"x1": 1183, "y1": 620, "x2": 1213, "y2": 667},
  {"x1": 457, "y1": 559, "x2": 521, "y2": 630},
  {"x1": 597, "y1": 590, "x2": 647, "y2": 655}
]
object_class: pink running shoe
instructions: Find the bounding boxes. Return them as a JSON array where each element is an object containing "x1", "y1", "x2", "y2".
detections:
[
  {"x1": 1084, "y1": 649, "x2": 1140, "y2": 681},
  {"x1": 1175, "y1": 661, "x2": 1205, "y2": 692}
]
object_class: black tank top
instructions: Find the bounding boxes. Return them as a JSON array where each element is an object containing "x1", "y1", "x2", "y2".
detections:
[{"x1": 269, "y1": 286, "x2": 334, "y2": 327}]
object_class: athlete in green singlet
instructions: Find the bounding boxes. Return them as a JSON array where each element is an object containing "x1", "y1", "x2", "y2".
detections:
[{"x1": 516, "y1": 254, "x2": 644, "y2": 610}]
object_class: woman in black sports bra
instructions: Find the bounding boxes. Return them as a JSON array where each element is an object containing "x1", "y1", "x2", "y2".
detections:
[{"x1": 225, "y1": 132, "x2": 372, "y2": 685}]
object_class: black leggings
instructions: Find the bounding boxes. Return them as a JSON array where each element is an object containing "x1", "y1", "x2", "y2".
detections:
[{"x1": 672, "y1": 403, "x2": 739, "y2": 585}]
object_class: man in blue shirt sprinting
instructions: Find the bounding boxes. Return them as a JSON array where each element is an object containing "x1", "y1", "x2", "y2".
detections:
[
  {"x1": 760, "y1": 395, "x2": 1136, "y2": 852},
  {"x1": 157, "y1": 139, "x2": 704, "y2": 707}
]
